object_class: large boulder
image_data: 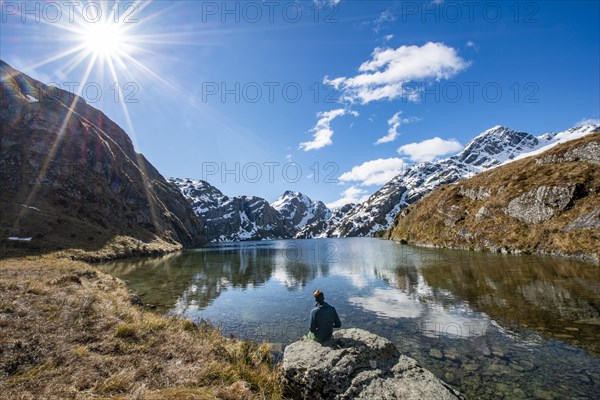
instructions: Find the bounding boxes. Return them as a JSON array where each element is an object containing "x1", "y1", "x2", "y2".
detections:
[
  {"x1": 282, "y1": 328, "x2": 463, "y2": 399},
  {"x1": 504, "y1": 185, "x2": 579, "y2": 224}
]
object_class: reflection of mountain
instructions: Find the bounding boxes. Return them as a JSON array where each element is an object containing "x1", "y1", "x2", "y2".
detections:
[
  {"x1": 100, "y1": 241, "x2": 333, "y2": 313},
  {"x1": 101, "y1": 239, "x2": 600, "y2": 356},
  {"x1": 419, "y1": 253, "x2": 600, "y2": 355},
  {"x1": 272, "y1": 263, "x2": 314, "y2": 291},
  {"x1": 100, "y1": 248, "x2": 277, "y2": 312},
  {"x1": 175, "y1": 249, "x2": 280, "y2": 313},
  {"x1": 100, "y1": 252, "x2": 200, "y2": 312}
]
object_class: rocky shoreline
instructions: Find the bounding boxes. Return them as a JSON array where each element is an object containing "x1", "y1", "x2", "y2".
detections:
[
  {"x1": 389, "y1": 239, "x2": 600, "y2": 265},
  {"x1": 282, "y1": 328, "x2": 464, "y2": 399}
]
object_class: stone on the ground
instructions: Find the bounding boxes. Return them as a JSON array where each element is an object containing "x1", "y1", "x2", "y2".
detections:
[{"x1": 282, "y1": 328, "x2": 464, "y2": 399}]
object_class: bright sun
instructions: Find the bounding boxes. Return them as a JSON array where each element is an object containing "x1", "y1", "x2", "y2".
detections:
[{"x1": 82, "y1": 22, "x2": 126, "y2": 58}]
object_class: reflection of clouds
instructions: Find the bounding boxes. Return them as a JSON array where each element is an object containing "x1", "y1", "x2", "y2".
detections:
[
  {"x1": 271, "y1": 264, "x2": 296, "y2": 288},
  {"x1": 331, "y1": 266, "x2": 371, "y2": 289},
  {"x1": 421, "y1": 305, "x2": 490, "y2": 338},
  {"x1": 330, "y1": 262, "x2": 383, "y2": 290},
  {"x1": 348, "y1": 287, "x2": 424, "y2": 318},
  {"x1": 270, "y1": 262, "x2": 324, "y2": 290},
  {"x1": 347, "y1": 273, "x2": 369, "y2": 289}
]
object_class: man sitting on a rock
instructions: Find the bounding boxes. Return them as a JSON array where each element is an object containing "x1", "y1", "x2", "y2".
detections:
[{"x1": 307, "y1": 289, "x2": 341, "y2": 343}]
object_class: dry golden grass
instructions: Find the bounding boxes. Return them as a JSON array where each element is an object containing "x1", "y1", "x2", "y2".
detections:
[
  {"x1": 0, "y1": 255, "x2": 283, "y2": 400},
  {"x1": 388, "y1": 133, "x2": 600, "y2": 262},
  {"x1": 0, "y1": 230, "x2": 183, "y2": 263}
]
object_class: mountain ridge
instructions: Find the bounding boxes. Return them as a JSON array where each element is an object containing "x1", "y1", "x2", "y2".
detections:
[
  {"x1": 385, "y1": 131, "x2": 600, "y2": 263},
  {"x1": 298, "y1": 124, "x2": 599, "y2": 238},
  {"x1": 171, "y1": 178, "x2": 331, "y2": 242},
  {"x1": 170, "y1": 124, "x2": 599, "y2": 243},
  {"x1": 0, "y1": 60, "x2": 207, "y2": 259}
]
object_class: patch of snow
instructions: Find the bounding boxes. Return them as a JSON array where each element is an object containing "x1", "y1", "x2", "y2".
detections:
[
  {"x1": 503, "y1": 124, "x2": 599, "y2": 165},
  {"x1": 20, "y1": 204, "x2": 40, "y2": 211}
]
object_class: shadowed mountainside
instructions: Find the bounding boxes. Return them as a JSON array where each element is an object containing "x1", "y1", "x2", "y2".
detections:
[{"x1": 0, "y1": 60, "x2": 207, "y2": 259}]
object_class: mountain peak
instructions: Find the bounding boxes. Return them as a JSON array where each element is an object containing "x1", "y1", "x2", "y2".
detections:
[
  {"x1": 316, "y1": 123, "x2": 596, "y2": 238},
  {"x1": 169, "y1": 180, "x2": 331, "y2": 242},
  {"x1": 456, "y1": 126, "x2": 537, "y2": 168},
  {"x1": 281, "y1": 190, "x2": 300, "y2": 198},
  {"x1": 272, "y1": 190, "x2": 310, "y2": 209}
]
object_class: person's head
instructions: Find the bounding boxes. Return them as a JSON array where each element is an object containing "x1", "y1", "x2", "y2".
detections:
[{"x1": 313, "y1": 289, "x2": 325, "y2": 304}]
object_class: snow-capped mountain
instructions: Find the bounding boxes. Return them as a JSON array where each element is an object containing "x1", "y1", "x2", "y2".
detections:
[
  {"x1": 295, "y1": 203, "x2": 357, "y2": 239},
  {"x1": 171, "y1": 178, "x2": 289, "y2": 242},
  {"x1": 172, "y1": 124, "x2": 598, "y2": 241},
  {"x1": 271, "y1": 190, "x2": 330, "y2": 232},
  {"x1": 303, "y1": 124, "x2": 600, "y2": 237},
  {"x1": 170, "y1": 178, "x2": 332, "y2": 242},
  {"x1": 504, "y1": 124, "x2": 599, "y2": 164}
]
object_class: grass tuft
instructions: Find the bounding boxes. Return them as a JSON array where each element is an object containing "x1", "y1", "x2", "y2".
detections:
[
  {"x1": 114, "y1": 323, "x2": 139, "y2": 339},
  {"x1": 0, "y1": 255, "x2": 284, "y2": 399},
  {"x1": 182, "y1": 319, "x2": 198, "y2": 332}
]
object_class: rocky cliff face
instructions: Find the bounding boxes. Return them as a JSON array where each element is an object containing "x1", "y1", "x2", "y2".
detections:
[
  {"x1": 271, "y1": 190, "x2": 330, "y2": 232},
  {"x1": 294, "y1": 203, "x2": 356, "y2": 238},
  {"x1": 386, "y1": 132, "x2": 600, "y2": 263},
  {"x1": 305, "y1": 125, "x2": 599, "y2": 238},
  {"x1": 283, "y1": 328, "x2": 463, "y2": 400},
  {"x1": 0, "y1": 60, "x2": 207, "y2": 258},
  {"x1": 171, "y1": 178, "x2": 332, "y2": 242},
  {"x1": 172, "y1": 178, "x2": 290, "y2": 241}
]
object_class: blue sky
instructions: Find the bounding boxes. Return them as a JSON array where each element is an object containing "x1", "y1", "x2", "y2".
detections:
[{"x1": 1, "y1": 0, "x2": 599, "y2": 207}]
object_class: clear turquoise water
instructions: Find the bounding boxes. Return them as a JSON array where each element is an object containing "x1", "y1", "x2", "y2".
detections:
[{"x1": 99, "y1": 238, "x2": 600, "y2": 399}]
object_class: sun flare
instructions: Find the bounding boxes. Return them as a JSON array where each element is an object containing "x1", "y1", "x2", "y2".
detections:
[{"x1": 81, "y1": 22, "x2": 126, "y2": 58}]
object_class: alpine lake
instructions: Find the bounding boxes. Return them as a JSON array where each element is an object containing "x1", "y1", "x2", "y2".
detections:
[{"x1": 98, "y1": 238, "x2": 600, "y2": 399}]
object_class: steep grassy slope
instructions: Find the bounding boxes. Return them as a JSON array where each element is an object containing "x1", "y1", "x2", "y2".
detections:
[
  {"x1": 1, "y1": 60, "x2": 207, "y2": 260},
  {"x1": 0, "y1": 256, "x2": 283, "y2": 399},
  {"x1": 387, "y1": 132, "x2": 600, "y2": 263}
]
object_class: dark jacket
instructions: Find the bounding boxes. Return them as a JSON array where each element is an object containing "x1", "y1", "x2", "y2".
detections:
[{"x1": 309, "y1": 301, "x2": 341, "y2": 342}]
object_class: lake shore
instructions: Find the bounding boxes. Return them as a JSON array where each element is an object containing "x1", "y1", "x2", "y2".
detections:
[{"x1": 0, "y1": 254, "x2": 283, "y2": 399}]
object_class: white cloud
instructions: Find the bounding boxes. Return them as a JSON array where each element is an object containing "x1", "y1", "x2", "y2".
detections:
[
  {"x1": 299, "y1": 109, "x2": 358, "y2": 151},
  {"x1": 348, "y1": 288, "x2": 424, "y2": 319},
  {"x1": 326, "y1": 186, "x2": 370, "y2": 209},
  {"x1": 575, "y1": 117, "x2": 600, "y2": 126},
  {"x1": 397, "y1": 137, "x2": 463, "y2": 162},
  {"x1": 375, "y1": 111, "x2": 419, "y2": 144},
  {"x1": 339, "y1": 157, "x2": 406, "y2": 186},
  {"x1": 324, "y1": 42, "x2": 469, "y2": 104},
  {"x1": 314, "y1": 0, "x2": 341, "y2": 5},
  {"x1": 285, "y1": 154, "x2": 293, "y2": 161},
  {"x1": 374, "y1": 9, "x2": 397, "y2": 33},
  {"x1": 384, "y1": 34, "x2": 394, "y2": 41},
  {"x1": 466, "y1": 40, "x2": 479, "y2": 51}
]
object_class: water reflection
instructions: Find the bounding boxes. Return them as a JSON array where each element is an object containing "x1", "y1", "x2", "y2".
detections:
[
  {"x1": 420, "y1": 252, "x2": 600, "y2": 355},
  {"x1": 100, "y1": 239, "x2": 600, "y2": 352},
  {"x1": 349, "y1": 287, "x2": 424, "y2": 319},
  {"x1": 98, "y1": 238, "x2": 600, "y2": 400}
]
